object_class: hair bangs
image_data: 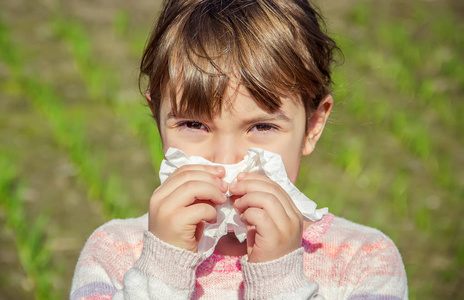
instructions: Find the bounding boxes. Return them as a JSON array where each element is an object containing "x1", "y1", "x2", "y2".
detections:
[
  {"x1": 140, "y1": 0, "x2": 340, "y2": 127},
  {"x1": 169, "y1": 5, "x2": 236, "y2": 121},
  {"x1": 165, "y1": 1, "x2": 313, "y2": 120}
]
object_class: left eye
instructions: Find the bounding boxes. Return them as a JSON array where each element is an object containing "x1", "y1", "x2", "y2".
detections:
[
  {"x1": 186, "y1": 121, "x2": 205, "y2": 129},
  {"x1": 179, "y1": 121, "x2": 208, "y2": 131},
  {"x1": 250, "y1": 124, "x2": 276, "y2": 132}
]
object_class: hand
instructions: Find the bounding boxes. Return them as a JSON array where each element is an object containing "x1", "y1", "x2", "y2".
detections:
[
  {"x1": 229, "y1": 172, "x2": 303, "y2": 263},
  {"x1": 148, "y1": 165, "x2": 228, "y2": 252}
]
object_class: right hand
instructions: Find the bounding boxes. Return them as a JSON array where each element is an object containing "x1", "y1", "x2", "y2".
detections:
[{"x1": 148, "y1": 165, "x2": 228, "y2": 252}]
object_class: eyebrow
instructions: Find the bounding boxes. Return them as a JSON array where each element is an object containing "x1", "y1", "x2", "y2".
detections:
[
  {"x1": 165, "y1": 110, "x2": 207, "y2": 120},
  {"x1": 165, "y1": 110, "x2": 292, "y2": 123},
  {"x1": 242, "y1": 111, "x2": 292, "y2": 124}
]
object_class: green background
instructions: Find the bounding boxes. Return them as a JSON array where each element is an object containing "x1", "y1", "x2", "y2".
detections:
[{"x1": 0, "y1": 0, "x2": 462, "y2": 299}]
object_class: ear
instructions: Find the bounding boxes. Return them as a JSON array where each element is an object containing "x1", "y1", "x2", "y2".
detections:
[
  {"x1": 145, "y1": 90, "x2": 156, "y2": 117},
  {"x1": 302, "y1": 94, "x2": 333, "y2": 156}
]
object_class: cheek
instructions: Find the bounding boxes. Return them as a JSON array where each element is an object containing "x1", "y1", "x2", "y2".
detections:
[
  {"x1": 282, "y1": 154, "x2": 302, "y2": 184},
  {"x1": 161, "y1": 134, "x2": 205, "y2": 157},
  {"x1": 162, "y1": 137, "x2": 187, "y2": 154},
  {"x1": 160, "y1": 130, "x2": 182, "y2": 154},
  {"x1": 268, "y1": 142, "x2": 304, "y2": 184}
]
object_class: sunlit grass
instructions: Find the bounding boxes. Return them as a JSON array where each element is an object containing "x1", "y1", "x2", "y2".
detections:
[
  {"x1": 0, "y1": 156, "x2": 59, "y2": 300},
  {"x1": 0, "y1": 19, "x2": 134, "y2": 220},
  {"x1": 333, "y1": 3, "x2": 463, "y2": 299},
  {"x1": 50, "y1": 15, "x2": 165, "y2": 171}
]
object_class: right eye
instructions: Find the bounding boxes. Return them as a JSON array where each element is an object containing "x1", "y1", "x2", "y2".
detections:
[{"x1": 178, "y1": 121, "x2": 208, "y2": 131}]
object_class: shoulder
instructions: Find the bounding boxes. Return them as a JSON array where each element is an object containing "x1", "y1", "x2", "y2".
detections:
[
  {"x1": 71, "y1": 214, "x2": 149, "y2": 294},
  {"x1": 89, "y1": 214, "x2": 148, "y2": 244},
  {"x1": 329, "y1": 216, "x2": 404, "y2": 265},
  {"x1": 304, "y1": 213, "x2": 405, "y2": 269},
  {"x1": 328, "y1": 217, "x2": 408, "y2": 298},
  {"x1": 76, "y1": 214, "x2": 148, "y2": 274},
  {"x1": 306, "y1": 213, "x2": 396, "y2": 245},
  {"x1": 328, "y1": 215, "x2": 394, "y2": 244},
  {"x1": 302, "y1": 214, "x2": 407, "y2": 297},
  {"x1": 314, "y1": 214, "x2": 406, "y2": 276}
]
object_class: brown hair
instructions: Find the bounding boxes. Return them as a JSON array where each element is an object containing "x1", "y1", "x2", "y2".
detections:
[{"x1": 140, "y1": 0, "x2": 340, "y2": 128}]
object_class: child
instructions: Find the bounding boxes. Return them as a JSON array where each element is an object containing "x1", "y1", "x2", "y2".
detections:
[{"x1": 71, "y1": 0, "x2": 408, "y2": 299}]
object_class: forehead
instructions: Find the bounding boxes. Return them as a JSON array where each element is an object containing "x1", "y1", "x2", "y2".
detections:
[{"x1": 161, "y1": 81, "x2": 302, "y2": 121}]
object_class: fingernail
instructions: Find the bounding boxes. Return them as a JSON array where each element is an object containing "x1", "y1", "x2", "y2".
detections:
[
  {"x1": 237, "y1": 173, "x2": 246, "y2": 180},
  {"x1": 221, "y1": 180, "x2": 228, "y2": 190},
  {"x1": 215, "y1": 166, "x2": 224, "y2": 173}
]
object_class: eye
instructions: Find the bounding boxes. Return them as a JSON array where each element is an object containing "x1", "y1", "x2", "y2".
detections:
[
  {"x1": 249, "y1": 123, "x2": 277, "y2": 132},
  {"x1": 178, "y1": 121, "x2": 208, "y2": 131}
]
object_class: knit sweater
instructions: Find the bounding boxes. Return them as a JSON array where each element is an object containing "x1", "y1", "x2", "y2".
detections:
[{"x1": 70, "y1": 213, "x2": 408, "y2": 299}]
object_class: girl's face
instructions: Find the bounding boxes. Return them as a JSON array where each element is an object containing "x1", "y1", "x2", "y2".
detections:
[{"x1": 157, "y1": 82, "x2": 331, "y2": 183}]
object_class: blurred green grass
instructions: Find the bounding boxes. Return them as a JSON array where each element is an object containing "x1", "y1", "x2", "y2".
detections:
[
  {"x1": 0, "y1": 0, "x2": 463, "y2": 299},
  {"x1": 0, "y1": 157, "x2": 58, "y2": 300}
]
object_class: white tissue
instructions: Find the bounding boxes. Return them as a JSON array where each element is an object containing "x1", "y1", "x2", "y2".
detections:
[{"x1": 159, "y1": 147, "x2": 328, "y2": 258}]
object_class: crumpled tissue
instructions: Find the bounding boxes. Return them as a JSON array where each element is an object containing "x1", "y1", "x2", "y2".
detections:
[{"x1": 159, "y1": 147, "x2": 328, "y2": 258}]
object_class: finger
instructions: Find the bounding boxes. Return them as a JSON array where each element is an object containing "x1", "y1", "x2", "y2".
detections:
[
  {"x1": 234, "y1": 191, "x2": 291, "y2": 223},
  {"x1": 165, "y1": 164, "x2": 225, "y2": 184},
  {"x1": 246, "y1": 225, "x2": 256, "y2": 256},
  {"x1": 168, "y1": 164, "x2": 225, "y2": 182},
  {"x1": 153, "y1": 166, "x2": 228, "y2": 201},
  {"x1": 180, "y1": 203, "x2": 218, "y2": 225},
  {"x1": 195, "y1": 221, "x2": 206, "y2": 242},
  {"x1": 240, "y1": 207, "x2": 278, "y2": 239},
  {"x1": 230, "y1": 176, "x2": 298, "y2": 218},
  {"x1": 236, "y1": 173, "x2": 299, "y2": 212},
  {"x1": 163, "y1": 180, "x2": 227, "y2": 210}
]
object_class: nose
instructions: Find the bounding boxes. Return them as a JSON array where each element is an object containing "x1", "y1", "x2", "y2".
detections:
[{"x1": 211, "y1": 135, "x2": 247, "y2": 165}]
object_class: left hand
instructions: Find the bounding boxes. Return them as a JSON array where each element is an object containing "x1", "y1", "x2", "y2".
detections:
[{"x1": 229, "y1": 172, "x2": 304, "y2": 263}]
